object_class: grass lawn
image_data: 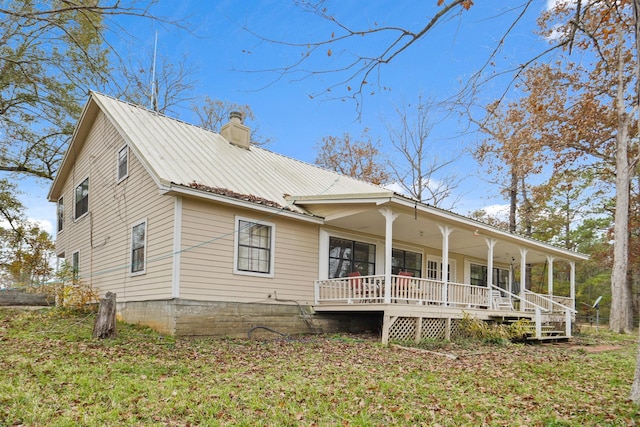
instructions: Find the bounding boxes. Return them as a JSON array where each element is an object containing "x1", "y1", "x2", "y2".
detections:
[{"x1": 0, "y1": 307, "x2": 638, "y2": 426}]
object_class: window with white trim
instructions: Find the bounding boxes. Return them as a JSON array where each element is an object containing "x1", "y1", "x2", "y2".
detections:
[
  {"x1": 117, "y1": 145, "x2": 129, "y2": 181},
  {"x1": 235, "y1": 218, "x2": 275, "y2": 275},
  {"x1": 130, "y1": 220, "x2": 147, "y2": 274},
  {"x1": 57, "y1": 197, "x2": 64, "y2": 232},
  {"x1": 426, "y1": 256, "x2": 456, "y2": 282},
  {"x1": 74, "y1": 177, "x2": 89, "y2": 219}
]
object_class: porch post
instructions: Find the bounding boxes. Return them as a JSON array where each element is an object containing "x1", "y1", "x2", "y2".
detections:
[
  {"x1": 438, "y1": 225, "x2": 453, "y2": 305},
  {"x1": 519, "y1": 248, "x2": 528, "y2": 312},
  {"x1": 486, "y1": 238, "x2": 496, "y2": 307},
  {"x1": 379, "y1": 208, "x2": 398, "y2": 304},
  {"x1": 546, "y1": 255, "x2": 555, "y2": 313},
  {"x1": 485, "y1": 239, "x2": 496, "y2": 287},
  {"x1": 546, "y1": 255, "x2": 554, "y2": 297},
  {"x1": 569, "y1": 261, "x2": 576, "y2": 311}
]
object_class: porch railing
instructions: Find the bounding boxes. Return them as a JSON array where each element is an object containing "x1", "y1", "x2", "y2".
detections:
[
  {"x1": 315, "y1": 275, "x2": 575, "y2": 312},
  {"x1": 315, "y1": 274, "x2": 490, "y2": 308},
  {"x1": 523, "y1": 290, "x2": 576, "y2": 314}
]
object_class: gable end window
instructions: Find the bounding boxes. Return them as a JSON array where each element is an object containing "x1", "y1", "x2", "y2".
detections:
[
  {"x1": 131, "y1": 220, "x2": 147, "y2": 274},
  {"x1": 234, "y1": 217, "x2": 275, "y2": 276},
  {"x1": 117, "y1": 145, "x2": 129, "y2": 181},
  {"x1": 74, "y1": 177, "x2": 89, "y2": 219},
  {"x1": 57, "y1": 197, "x2": 64, "y2": 232}
]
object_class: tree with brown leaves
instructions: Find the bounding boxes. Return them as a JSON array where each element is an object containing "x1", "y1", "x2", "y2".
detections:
[{"x1": 315, "y1": 128, "x2": 389, "y2": 185}]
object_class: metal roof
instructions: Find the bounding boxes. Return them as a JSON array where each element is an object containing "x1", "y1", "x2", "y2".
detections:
[
  {"x1": 47, "y1": 92, "x2": 587, "y2": 262},
  {"x1": 90, "y1": 92, "x2": 384, "y2": 214}
]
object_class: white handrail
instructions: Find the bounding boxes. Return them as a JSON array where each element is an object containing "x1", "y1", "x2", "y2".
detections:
[
  {"x1": 488, "y1": 284, "x2": 548, "y2": 313},
  {"x1": 524, "y1": 289, "x2": 577, "y2": 314}
]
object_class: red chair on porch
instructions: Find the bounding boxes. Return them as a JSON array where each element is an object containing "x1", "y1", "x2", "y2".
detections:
[{"x1": 348, "y1": 271, "x2": 365, "y2": 301}]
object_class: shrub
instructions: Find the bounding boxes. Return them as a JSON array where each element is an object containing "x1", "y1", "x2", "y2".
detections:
[
  {"x1": 36, "y1": 262, "x2": 99, "y2": 312},
  {"x1": 458, "y1": 312, "x2": 531, "y2": 344}
]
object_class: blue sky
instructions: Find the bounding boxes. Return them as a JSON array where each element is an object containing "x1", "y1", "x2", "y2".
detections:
[{"x1": 22, "y1": 0, "x2": 558, "y2": 235}]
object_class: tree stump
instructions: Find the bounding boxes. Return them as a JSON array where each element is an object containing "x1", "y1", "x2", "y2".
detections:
[{"x1": 93, "y1": 292, "x2": 117, "y2": 339}]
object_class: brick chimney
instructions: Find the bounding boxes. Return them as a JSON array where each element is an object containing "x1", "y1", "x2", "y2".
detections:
[{"x1": 220, "y1": 111, "x2": 250, "y2": 150}]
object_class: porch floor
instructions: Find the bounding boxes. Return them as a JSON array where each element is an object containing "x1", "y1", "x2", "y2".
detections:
[{"x1": 313, "y1": 302, "x2": 535, "y2": 322}]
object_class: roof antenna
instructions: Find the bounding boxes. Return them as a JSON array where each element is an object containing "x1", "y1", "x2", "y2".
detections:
[{"x1": 150, "y1": 30, "x2": 158, "y2": 112}]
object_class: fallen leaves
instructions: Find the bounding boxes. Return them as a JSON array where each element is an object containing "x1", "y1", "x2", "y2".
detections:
[{"x1": 0, "y1": 308, "x2": 637, "y2": 426}]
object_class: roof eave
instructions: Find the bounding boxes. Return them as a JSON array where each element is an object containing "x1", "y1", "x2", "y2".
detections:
[
  {"x1": 389, "y1": 196, "x2": 589, "y2": 261},
  {"x1": 164, "y1": 184, "x2": 325, "y2": 224},
  {"x1": 47, "y1": 94, "x2": 101, "y2": 201}
]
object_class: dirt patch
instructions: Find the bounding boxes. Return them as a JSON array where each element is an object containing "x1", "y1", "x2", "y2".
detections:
[{"x1": 565, "y1": 344, "x2": 622, "y2": 353}]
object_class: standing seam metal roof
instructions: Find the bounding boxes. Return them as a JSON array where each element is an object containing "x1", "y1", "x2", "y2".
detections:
[{"x1": 91, "y1": 92, "x2": 385, "y2": 214}]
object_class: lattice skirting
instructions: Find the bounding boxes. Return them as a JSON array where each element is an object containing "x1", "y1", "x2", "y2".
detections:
[{"x1": 387, "y1": 317, "x2": 466, "y2": 342}]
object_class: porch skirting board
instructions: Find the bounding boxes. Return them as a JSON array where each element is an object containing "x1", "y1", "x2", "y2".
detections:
[
  {"x1": 116, "y1": 298, "x2": 382, "y2": 338},
  {"x1": 382, "y1": 316, "x2": 462, "y2": 343}
]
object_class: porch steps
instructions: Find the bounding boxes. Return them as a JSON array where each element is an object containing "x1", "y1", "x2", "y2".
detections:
[
  {"x1": 490, "y1": 316, "x2": 570, "y2": 342},
  {"x1": 526, "y1": 335, "x2": 570, "y2": 343}
]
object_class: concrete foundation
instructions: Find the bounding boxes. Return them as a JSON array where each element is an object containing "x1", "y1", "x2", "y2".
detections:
[{"x1": 117, "y1": 298, "x2": 383, "y2": 338}]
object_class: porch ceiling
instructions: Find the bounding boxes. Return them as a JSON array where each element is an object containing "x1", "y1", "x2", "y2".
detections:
[{"x1": 301, "y1": 198, "x2": 585, "y2": 265}]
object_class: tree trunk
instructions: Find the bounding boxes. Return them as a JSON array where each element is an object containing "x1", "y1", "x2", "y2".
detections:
[
  {"x1": 509, "y1": 168, "x2": 517, "y2": 233},
  {"x1": 631, "y1": 327, "x2": 640, "y2": 403},
  {"x1": 629, "y1": 0, "x2": 640, "y2": 404},
  {"x1": 609, "y1": 21, "x2": 633, "y2": 334},
  {"x1": 93, "y1": 292, "x2": 117, "y2": 339}
]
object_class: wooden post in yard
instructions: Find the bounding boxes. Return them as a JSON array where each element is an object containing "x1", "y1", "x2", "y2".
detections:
[{"x1": 93, "y1": 292, "x2": 117, "y2": 339}]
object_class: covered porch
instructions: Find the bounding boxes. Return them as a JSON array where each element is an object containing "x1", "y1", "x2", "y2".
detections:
[
  {"x1": 314, "y1": 273, "x2": 575, "y2": 343},
  {"x1": 289, "y1": 191, "x2": 588, "y2": 344}
]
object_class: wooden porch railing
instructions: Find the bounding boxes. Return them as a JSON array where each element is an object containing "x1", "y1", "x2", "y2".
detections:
[
  {"x1": 315, "y1": 274, "x2": 490, "y2": 308},
  {"x1": 523, "y1": 290, "x2": 576, "y2": 314},
  {"x1": 315, "y1": 277, "x2": 576, "y2": 340},
  {"x1": 315, "y1": 276, "x2": 575, "y2": 312}
]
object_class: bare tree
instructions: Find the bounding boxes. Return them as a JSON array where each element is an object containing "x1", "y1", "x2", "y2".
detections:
[
  {"x1": 386, "y1": 96, "x2": 463, "y2": 209},
  {"x1": 242, "y1": 2, "x2": 550, "y2": 116},
  {"x1": 192, "y1": 97, "x2": 271, "y2": 145},
  {"x1": 119, "y1": 53, "x2": 197, "y2": 116}
]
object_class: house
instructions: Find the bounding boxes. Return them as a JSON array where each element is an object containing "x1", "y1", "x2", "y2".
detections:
[{"x1": 48, "y1": 92, "x2": 588, "y2": 343}]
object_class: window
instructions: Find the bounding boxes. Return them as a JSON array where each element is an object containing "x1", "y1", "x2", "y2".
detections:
[
  {"x1": 328, "y1": 237, "x2": 376, "y2": 278},
  {"x1": 392, "y1": 248, "x2": 422, "y2": 277},
  {"x1": 235, "y1": 218, "x2": 274, "y2": 275},
  {"x1": 57, "y1": 197, "x2": 64, "y2": 232},
  {"x1": 131, "y1": 220, "x2": 146, "y2": 274},
  {"x1": 427, "y1": 256, "x2": 455, "y2": 282},
  {"x1": 74, "y1": 177, "x2": 89, "y2": 219},
  {"x1": 117, "y1": 145, "x2": 128, "y2": 181},
  {"x1": 469, "y1": 263, "x2": 509, "y2": 289},
  {"x1": 71, "y1": 251, "x2": 79, "y2": 279}
]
